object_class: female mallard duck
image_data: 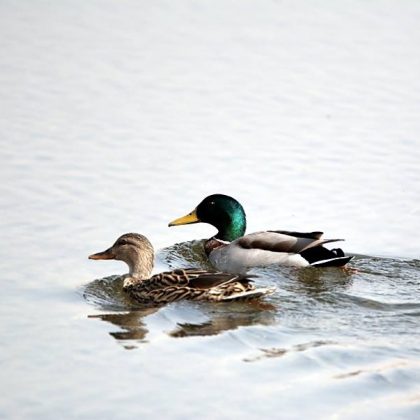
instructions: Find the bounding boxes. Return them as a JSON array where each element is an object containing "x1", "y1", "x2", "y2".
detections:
[
  {"x1": 168, "y1": 194, "x2": 352, "y2": 273},
  {"x1": 89, "y1": 233, "x2": 274, "y2": 305}
]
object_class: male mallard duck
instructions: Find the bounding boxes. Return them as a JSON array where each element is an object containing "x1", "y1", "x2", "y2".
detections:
[
  {"x1": 168, "y1": 194, "x2": 352, "y2": 273},
  {"x1": 89, "y1": 233, "x2": 274, "y2": 305}
]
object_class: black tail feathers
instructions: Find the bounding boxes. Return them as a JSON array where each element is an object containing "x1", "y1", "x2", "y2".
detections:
[{"x1": 300, "y1": 246, "x2": 352, "y2": 267}]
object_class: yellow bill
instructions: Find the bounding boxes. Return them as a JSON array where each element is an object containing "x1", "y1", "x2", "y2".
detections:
[{"x1": 168, "y1": 209, "x2": 200, "y2": 227}]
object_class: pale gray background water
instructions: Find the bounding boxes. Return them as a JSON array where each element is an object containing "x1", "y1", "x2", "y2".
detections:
[{"x1": 1, "y1": 1, "x2": 420, "y2": 419}]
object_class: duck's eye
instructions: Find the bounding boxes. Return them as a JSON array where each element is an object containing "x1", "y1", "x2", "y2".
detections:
[
  {"x1": 209, "y1": 201, "x2": 215, "y2": 206},
  {"x1": 117, "y1": 240, "x2": 128, "y2": 246}
]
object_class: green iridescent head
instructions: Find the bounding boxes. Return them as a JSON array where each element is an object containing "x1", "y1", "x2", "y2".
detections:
[{"x1": 169, "y1": 194, "x2": 247, "y2": 242}]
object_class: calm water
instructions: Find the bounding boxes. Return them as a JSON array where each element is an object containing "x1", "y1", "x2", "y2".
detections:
[{"x1": 1, "y1": 1, "x2": 420, "y2": 419}]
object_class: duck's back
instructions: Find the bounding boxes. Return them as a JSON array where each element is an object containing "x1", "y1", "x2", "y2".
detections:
[
  {"x1": 208, "y1": 230, "x2": 350, "y2": 273},
  {"x1": 124, "y1": 268, "x2": 274, "y2": 304}
]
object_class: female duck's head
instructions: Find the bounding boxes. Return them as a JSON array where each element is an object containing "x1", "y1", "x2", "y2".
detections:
[
  {"x1": 89, "y1": 233, "x2": 154, "y2": 278},
  {"x1": 169, "y1": 194, "x2": 246, "y2": 242}
]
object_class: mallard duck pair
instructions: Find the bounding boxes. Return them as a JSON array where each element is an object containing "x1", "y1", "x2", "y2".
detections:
[{"x1": 90, "y1": 194, "x2": 351, "y2": 305}]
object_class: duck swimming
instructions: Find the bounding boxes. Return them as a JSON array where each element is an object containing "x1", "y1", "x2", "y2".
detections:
[
  {"x1": 168, "y1": 194, "x2": 352, "y2": 273},
  {"x1": 89, "y1": 233, "x2": 274, "y2": 305}
]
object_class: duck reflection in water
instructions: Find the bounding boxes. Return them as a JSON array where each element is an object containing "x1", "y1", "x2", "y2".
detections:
[
  {"x1": 84, "y1": 273, "x2": 276, "y2": 349},
  {"x1": 85, "y1": 233, "x2": 276, "y2": 349},
  {"x1": 87, "y1": 301, "x2": 276, "y2": 349},
  {"x1": 87, "y1": 309, "x2": 156, "y2": 349},
  {"x1": 294, "y1": 265, "x2": 355, "y2": 294}
]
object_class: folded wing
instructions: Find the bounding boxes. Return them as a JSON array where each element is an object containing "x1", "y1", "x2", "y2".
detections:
[{"x1": 237, "y1": 230, "x2": 344, "y2": 254}]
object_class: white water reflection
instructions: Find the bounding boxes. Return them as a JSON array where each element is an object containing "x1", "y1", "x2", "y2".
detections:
[{"x1": 1, "y1": 0, "x2": 420, "y2": 418}]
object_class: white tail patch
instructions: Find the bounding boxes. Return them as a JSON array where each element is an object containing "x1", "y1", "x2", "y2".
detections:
[
  {"x1": 222, "y1": 287, "x2": 276, "y2": 301},
  {"x1": 310, "y1": 256, "x2": 353, "y2": 267}
]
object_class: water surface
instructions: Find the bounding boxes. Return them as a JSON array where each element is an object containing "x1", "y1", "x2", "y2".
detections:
[{"x1": 1, "y1": 1, "x2": 420, "y2": 419}]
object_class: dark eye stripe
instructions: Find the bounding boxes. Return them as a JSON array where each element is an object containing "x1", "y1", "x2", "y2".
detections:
[{"x1": 116, "y1": 239, "x2": 138, "y2": 247}]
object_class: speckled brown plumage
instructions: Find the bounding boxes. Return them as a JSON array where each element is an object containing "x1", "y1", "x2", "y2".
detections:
[
  {"x1": 89, "y1": 233, "x2": 274, "y2": 306},
  {"x1": 123, "y1": 268, "x2": 259, "y2": 304}
]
